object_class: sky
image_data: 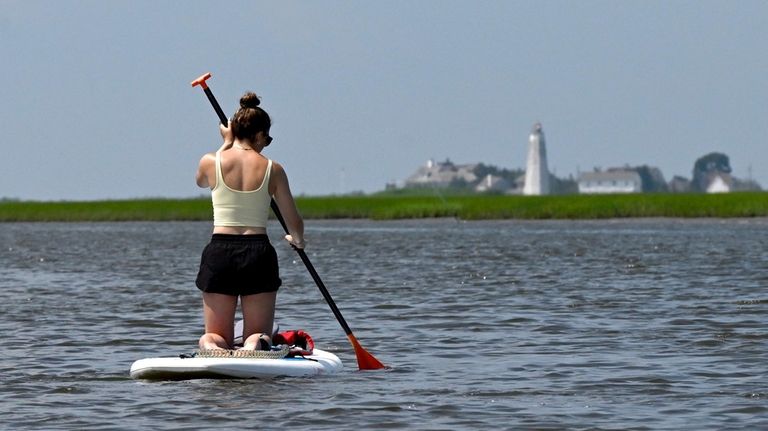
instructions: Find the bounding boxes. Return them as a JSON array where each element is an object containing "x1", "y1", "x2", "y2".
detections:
[{"x1": 1, "y1": 1, "x2": 766, "y2": 200}]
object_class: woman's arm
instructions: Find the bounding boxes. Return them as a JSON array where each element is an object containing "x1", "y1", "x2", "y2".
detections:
[
  {"x1": 218, "y1": 122, "x2": 234, "y2": 152},
  {"x1": 196, "y1": 153, "x2": 215, "y2": 188},
  {"x1": 196, "y1": 123, "x2": 233, "y2": 189},
  {"x1": 270, "y1": 162, "x2": 305, "y2": 248}
]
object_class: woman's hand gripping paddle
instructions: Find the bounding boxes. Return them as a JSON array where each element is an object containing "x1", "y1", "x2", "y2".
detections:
[{"x1": 191, "y1": 73, "x2": 385, "y2": 370}]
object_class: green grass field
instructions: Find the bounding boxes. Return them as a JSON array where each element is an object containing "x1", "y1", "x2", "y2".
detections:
[{"x1": 1, "y1": 192, "x2": 767, "y2": 222}]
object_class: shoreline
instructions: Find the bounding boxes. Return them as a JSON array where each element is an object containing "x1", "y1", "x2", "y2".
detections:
[{"x1": 1, "y1": 192, "x2": 767, "y2": 222}]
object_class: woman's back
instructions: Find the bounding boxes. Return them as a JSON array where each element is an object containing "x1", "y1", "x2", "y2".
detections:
[
  {"x1": 217, "y1": 148, "x2": 272, "y2": 192},
  {"x1": 212, "y1": 148, "x2": 273, "y2": 229}
]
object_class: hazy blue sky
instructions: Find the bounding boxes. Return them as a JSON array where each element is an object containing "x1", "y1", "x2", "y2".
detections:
[{"x1": 2, "y1": 1, "x2": 766, "y2": 200}]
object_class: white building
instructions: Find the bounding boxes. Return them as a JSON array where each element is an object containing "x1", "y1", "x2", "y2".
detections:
[
  {"x1": 475, "y1": 174, "x2": 512, "y2": 193},
  {"x1": 404, "y1": 159, "x2": 478, "y2": 188},
  {"x1": 578, "y1": 170, "x2": 642, "y2": 194},
  {"x1": 523, "y1": 122, "x2": 550, "y2": 195},
  {"x1": 706, "y1": 174, "x2": 731, "y2": 193}
]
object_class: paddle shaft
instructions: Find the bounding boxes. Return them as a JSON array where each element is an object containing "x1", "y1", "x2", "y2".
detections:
[{"x1": 205, "y1": 87, "x2": 228, "y2": 126}]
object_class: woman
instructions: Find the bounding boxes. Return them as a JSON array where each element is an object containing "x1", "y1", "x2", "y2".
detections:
[{"x1": 194, "y1": 92, "x2": 304, "y2": 351}]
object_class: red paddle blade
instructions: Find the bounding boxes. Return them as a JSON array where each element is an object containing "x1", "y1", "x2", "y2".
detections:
[{"x1": 347, "y1": 334, "x2": 385, "y2": 370}]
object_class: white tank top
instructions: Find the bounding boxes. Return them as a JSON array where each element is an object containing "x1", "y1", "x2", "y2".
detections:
[{"x1": 211, "y1": 151, "x2": 272, "y2": 227}]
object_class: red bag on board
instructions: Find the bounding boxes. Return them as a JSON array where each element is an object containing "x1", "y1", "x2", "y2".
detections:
[{"x1": 273, "y1": 330, "x2": 315, "y2": 356}]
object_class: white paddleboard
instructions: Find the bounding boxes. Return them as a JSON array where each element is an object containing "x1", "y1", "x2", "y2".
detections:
[
  {"x1": 130, "y1": 348, "x2": 343, "y2": 380},
  {"x1": 130, "y1": 320, "x2": 342, "y2": 380}
]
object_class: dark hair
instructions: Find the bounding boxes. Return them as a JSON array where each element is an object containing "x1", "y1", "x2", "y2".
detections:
[{"x1": 231, "y1": 92, "x2": 271, "y2": 142}]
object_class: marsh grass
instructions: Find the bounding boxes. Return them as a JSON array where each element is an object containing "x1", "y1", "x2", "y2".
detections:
[
  {"x1": 1, "y1": 192, "x2": 767, "y2": 222},
  {"x1": 0, "y1": 199, "x2": 210, "y2": 222}
]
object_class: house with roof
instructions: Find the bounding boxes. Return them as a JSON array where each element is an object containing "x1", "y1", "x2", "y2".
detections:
[
  {"x1": 404, "y1": 159, "x2": 479, "y2": 188},
  {"x1": 401, "y1": 159, "x2": 526, "y2": 194},
  {"x1": 577, "y1": 170, "x2": 642, "y2": 194}
]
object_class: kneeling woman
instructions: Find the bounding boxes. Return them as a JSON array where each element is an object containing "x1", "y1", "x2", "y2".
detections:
[{"x1": 194, "y1": 92, "x2": 304, "y2": 351}]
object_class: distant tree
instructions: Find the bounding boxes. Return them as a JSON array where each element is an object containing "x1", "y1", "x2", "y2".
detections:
[
  {"x1": 549, "y1": 174, "x2": 578, "y2": 194},
  {"x1": 448, "y1": 177, "x2": 472, "y2": 191},
  {"x1": 473, "y1": 163, "x2": 525, "y2": 185},
  {"x1": 634, "y1": 165, "x2": 669, "y2": 192},
  {"x1": 692, "y1": 152, "x2": 731, "y2": 192},
  {"x1": 668, "y1": 176, "x2": 691, "y2": 193}
]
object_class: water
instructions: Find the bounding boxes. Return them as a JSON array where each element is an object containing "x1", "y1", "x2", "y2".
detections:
[{"x1": 0, "y1": 219, "x2": 766, "y2": 430}]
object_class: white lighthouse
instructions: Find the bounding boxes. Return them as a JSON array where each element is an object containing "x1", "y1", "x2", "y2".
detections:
[{"x1": 523, "y1": 122, "x2": 550, "y2": 195}]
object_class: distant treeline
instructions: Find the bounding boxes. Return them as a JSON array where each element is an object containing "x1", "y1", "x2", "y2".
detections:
[{"x1": 1, "y1": 192, "x2": 768, "y2": 221}]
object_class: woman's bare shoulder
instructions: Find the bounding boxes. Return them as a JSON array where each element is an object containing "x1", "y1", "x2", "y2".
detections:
[
  {"x1": 270, "y1": 159, "x2": 289, "y2": 178},
  {"x1": 196, "y1": 152, "x2": 217, "y2": 188},
  {"x1": 269, "y1": 158, "x2": 284, "y2": 170},
  {"x1": 199, "y1": 152, "x2": 216, "y2": 164}
]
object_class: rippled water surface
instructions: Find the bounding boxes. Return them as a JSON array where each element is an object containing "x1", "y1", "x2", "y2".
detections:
[{"x1": 1, "y1": 219, "x2": 766, "y2": 430}]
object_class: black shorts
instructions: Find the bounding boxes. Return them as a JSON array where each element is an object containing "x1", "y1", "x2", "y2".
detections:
[{"x1": 195, "y1": 234, "x2": 282, "y2": 296}]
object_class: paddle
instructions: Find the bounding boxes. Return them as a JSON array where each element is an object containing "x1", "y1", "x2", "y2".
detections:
[{"x1": 191, "y1": 72, "x2": 385, "y2": 370}]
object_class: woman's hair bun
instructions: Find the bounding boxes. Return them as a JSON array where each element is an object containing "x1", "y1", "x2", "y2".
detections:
[{"x1": 240, "y1": 92, "x2": 261, "y2": 109}]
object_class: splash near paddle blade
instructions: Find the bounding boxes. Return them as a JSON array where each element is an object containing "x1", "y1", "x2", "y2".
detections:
[{"x1": 348, "y1": 334, "x2": 385, "y2": 370}]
